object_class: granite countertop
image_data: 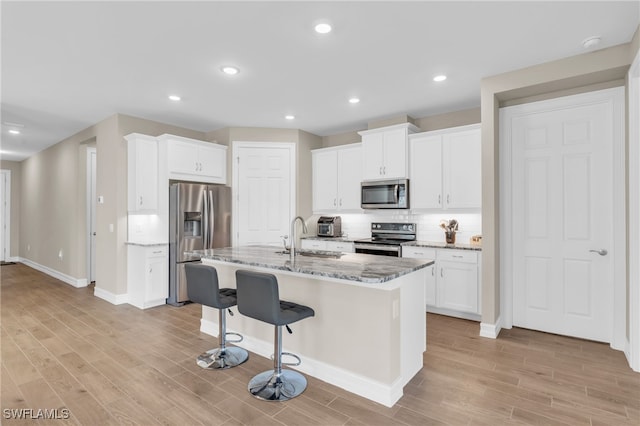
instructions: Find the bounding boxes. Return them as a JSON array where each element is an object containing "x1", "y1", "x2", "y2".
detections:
[
  {"x1": 403, "y1": 241, "x2": 482, "y2": 251},
  {"x1": 186, "y1": 245, "x2": 433, "y2": 284},
  {"x1": 125, "y1": 241, "x2": 168, "y2": 247}
]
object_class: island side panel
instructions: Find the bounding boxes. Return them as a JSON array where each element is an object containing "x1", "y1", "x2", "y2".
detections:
[
  {"x1": 400, "y1": 268, "x2": 427, "y2": 386},
  {"x1": 200, "y1": 259, "x2": 401, "y2": 385}
]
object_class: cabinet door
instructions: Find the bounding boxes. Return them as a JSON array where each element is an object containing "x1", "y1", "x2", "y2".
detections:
[
  {"x1": 362, "y1": 133, "x2": 384, "y2": 180},
  {"x1": 146, "y1": 255, "x2": 168, "y2": 301},
  {"x1": 443, "y1": 129, "x2": 481, "y2": 208},
  {"x1": 325, "y1": 241, "x2": 354, "y2": 253},
  {"x1": 425, "y1": 264, "x2": 436, "y2": 306},
  {"x1": 300, "y1": 239, "x2": 327, "y2": 251},
  {"x1": 129, "y1": 138, "x2": 159, "y2": 212},
  {"x1": 381, "y1": 128, "x2": 407, "y2": 179},
  {"x1": 337, "y1": 146, "x2": 362, "y2": 211},
  {"x1": 168, "y1": 140, "x2": 199, "y2": 175},
  {"x1": 410, "y1": 135, "x2": 442, "y2": 209},
  {"x1": 198, "y1": 144, "x2": 226, "y2": 182},
  {"x1": 437, "y1": 260, "x2": 478, "y2": 313},
  {"x1": 312, "y1": 150, "x2": 338, "y2": 212}
]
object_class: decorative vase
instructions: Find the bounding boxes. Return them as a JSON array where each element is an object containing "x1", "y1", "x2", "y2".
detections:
[{"x1": 445, "y1": 231, "x2": 456, "y2": 244}]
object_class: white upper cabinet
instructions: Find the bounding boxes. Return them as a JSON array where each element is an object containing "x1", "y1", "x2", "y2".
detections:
[
  {"x1": 409, "y1": 124, "x2": 481, "y2": 210},
  {"x1": 359, "y1": 123, "x2": 420, "y2": 180},
  {"x1": 160, "y1": 134, "x2": 227, "y2": 184},
  {"x1": 312, "y1": 143, "x2": 362, "y2": 213},
  {"x1": 126, "y1": 133, "x2": 158, "y2": 213}
]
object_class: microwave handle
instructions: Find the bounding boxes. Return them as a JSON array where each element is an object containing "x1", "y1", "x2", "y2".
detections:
[{"x1": 394, "y1": 184, "x2": 400, "y2": 203}]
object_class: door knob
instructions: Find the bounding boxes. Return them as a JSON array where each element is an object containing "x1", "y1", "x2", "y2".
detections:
[{"x1": 589, "y1": 249, "x2": 608, "y2": 256}]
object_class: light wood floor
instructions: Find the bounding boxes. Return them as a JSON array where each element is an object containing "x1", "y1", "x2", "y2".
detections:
[{"x1": 1, "y1": 262, "x2": 638, "y2": 425}]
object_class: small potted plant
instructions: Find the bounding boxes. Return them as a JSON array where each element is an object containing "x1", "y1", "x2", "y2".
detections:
[{"x1": 440, "y1": 219, "x2": 458, "y2": 244}]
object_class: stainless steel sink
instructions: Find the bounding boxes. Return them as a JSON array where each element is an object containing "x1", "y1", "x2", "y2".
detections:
[{"x1": 275, "y1": 250, "x2": 343, "y2": 259}]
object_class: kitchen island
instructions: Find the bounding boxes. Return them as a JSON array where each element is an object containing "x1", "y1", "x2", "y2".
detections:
[{"x1": 186, "y1": 245, "x2": 433, "y2": 407}]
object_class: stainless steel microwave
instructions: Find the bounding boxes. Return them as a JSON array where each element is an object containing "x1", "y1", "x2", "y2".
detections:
[{"x1": 361, "y1": 179, "x2": 409, "y2": 209}]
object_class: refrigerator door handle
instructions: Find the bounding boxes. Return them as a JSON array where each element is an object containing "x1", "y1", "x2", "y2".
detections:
[
  {"x1": 208, "y1": 189, "x2": 215, "y2": 248},
  {"x1": 202, "y1": 189, "x2": 209, "y2": 249}
]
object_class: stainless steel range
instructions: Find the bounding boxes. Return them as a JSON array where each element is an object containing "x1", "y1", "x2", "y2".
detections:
[{"x1": 354, "y1": 222, "x2": 416, "y2": 257}]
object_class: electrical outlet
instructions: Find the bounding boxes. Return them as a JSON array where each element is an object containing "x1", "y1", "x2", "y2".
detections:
[
  {"x1": 27, "y1": 244, "x2": 30, "y2": 252},
  {"x1": 58, "y1": 250, "x2": 63, "y2": 260},
  {"x1": 109, "y1": 224, "x2": 114, "y2": 233}
]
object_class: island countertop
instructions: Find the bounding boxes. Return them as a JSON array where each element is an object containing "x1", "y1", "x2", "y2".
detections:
[{"x1": 186, "y1": 245, "x2": 433, "y2": 284}]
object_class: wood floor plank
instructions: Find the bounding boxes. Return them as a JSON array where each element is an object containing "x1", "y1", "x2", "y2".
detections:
[{"x1": 2, "y1": 262, "x2": 639, "y2": 426}]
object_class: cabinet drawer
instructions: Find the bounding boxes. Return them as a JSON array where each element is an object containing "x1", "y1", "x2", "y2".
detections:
[
  {"x1": 300, "y1": 240, "x2": 327, "y2": 251},
  {"x1": 325, "y1": 241, "x2": 354, "y2": 253},
  {"x1": 402, "y1": 247, "x2": 436, "y2": 259},
  {"x1": 437, "y1": 249, "x2": 477, "y2": 263},
  {"x1": 146, "y1": 246, "x2": 168, "y2": 257}
]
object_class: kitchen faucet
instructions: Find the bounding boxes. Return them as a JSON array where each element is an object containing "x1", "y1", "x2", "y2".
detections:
[{"x1": 290, "y1": 216, "x2": 308, "y2": 261}]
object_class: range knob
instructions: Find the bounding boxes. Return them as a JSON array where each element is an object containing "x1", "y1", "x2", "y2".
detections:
[{"x1": 402, "y1": 225, "x2": 408, "y2": 230}]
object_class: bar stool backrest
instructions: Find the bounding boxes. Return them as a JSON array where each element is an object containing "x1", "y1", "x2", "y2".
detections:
[
  {"x1": 185, "y1": 263, "x2": 222, "y2": 308},
  {"x1": 235, "y1": 270, "x2": 281, "y2": 324}
]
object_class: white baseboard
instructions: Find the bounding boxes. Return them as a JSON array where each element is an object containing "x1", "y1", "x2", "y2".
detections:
[
  {"x1": 479, "y1": 317, "x2": 502, "y2": 339},
  {"x1": 93, "y1": 286, "x2": 129, "y2": 305},
  {"x1": 201, "y1": 318, "x2": 403, "y2": 407},
  {"x1": 18, "y1": 257, "x2": 88, "y2": 288}
]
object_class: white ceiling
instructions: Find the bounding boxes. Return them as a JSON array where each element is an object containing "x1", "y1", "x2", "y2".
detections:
[{"x1": 2, "y1": 1, "x2": 638, "y2": 162}]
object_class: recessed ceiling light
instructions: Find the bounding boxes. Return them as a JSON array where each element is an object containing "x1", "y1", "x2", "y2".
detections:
[
  {"x1": 221, "y1": 66, "x2": 240, "y2": 75},
  {"x1": 8, "y1": 129, "x2": 20, "y2": 135},
  {"x1": 314, "y1": 23, "x2": 332, "y2": 34},
  {"x1": 349, "y1": 97, "x2": 360, "y2": 104},
  {"x1": 433, "y1": 75, "x2": 447, "y2": 82},
  {"x1": 285, "y1": 115, "x2": 295, "y2": 120},
  {"x1": 168, "y1": 95, "x2": 181, "y2": 101},
  {"x1": 582, "y1": 36, "x2": 601, "y2": 49}
]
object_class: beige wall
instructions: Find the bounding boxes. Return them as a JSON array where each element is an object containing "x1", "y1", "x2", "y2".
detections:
[
  {"x1": 1, "y1": 160, "x2": 22, "y2": 258},
  {"x1": 17, "y1": 113, "x2": 206, "y2": 295},
  {"x1": 321, "y1": 108, "x2": 481, "y2": 149},
  {"x1": 480, "y1": 34, "x2": 638, "y2": 327}
]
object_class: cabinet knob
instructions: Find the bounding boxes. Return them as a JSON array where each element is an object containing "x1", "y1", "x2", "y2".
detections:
[
  {"x1": 438, "y1": 194, "x2": 441, "y2": 205},
  {"x1": 339, "y1": 198, "x2": 342, "y2": 206},
  {"x1": 447, "y1": 194, "x2": 450, "y2": 204},
  {"x1": 440, "y1": 268, "x2": 443, "y2": 277},
  {"x1": 139, "y1": 196, "x2": 143, "y2": 205}
]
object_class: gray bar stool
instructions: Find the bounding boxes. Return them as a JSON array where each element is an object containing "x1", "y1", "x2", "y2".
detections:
[
  {"x1": 185, "y1": 263, "x2": 249, "y2": 369},
  {"x1": 235, "y1": 270, "x2": 315, "y2": 401}
]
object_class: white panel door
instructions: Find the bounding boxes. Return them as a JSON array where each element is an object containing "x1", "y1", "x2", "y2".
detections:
[
  {"x1": 237, "y1": 146, "x2": 293, "y2": 246},
  {"x1": 509, "y1": 98, "x2": 614, "y2": 342},
  {"x1": 0, "y1": 171, "x2": 6, "y2": 261}
]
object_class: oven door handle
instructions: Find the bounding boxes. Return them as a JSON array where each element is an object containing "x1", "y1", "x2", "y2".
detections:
[{"x1": 354, "y1": 244, "x2": 401, "y2": 253}]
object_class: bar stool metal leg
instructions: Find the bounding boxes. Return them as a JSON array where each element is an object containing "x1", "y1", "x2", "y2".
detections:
[
  {"x1": 197, "y1": 308, "x2": 249, "y2": 369},
  {"x1": 247, "y1": 326, "x2": 307, "y2": 401}
]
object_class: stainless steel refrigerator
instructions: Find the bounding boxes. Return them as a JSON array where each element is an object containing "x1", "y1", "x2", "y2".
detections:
[{"x1": 168, "y1": 182, "x2": 231, "y2": 306}]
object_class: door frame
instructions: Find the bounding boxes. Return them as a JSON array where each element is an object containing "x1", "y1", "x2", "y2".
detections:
[
  {"x1": 231, "y1": 141, "x2": 297, "y2": 246},
  {"x1": 0, "y1": 169, "x2": 11, "y2": 261},
  {"x1": 86, "y1": 147, "x2": 97, "y2": 283},
  {"x1": 628, "y1": 49, "x2": 640, "y2": 371},
  {"x1": 499, "y1": 87, "x2": 626, "y2": 351}
]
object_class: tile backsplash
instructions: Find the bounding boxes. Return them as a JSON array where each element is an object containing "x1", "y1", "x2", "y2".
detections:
[{"x1": 308, "y1": 211, "x2": 482, "y2": 244}]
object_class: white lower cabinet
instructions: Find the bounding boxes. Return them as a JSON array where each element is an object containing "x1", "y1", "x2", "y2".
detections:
[
  {"x1": 300, "y1": 239, "x2": 355, "y2": 253},
  {"x1": 325, "y1": 241, "x2": 355, "y2": 253},
  {"x1": 403, "y1": 246, "x2": 480, "y2": 318},
  {"x1": 127, "y1": 244, "x2": 168, "y2": 309}
]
